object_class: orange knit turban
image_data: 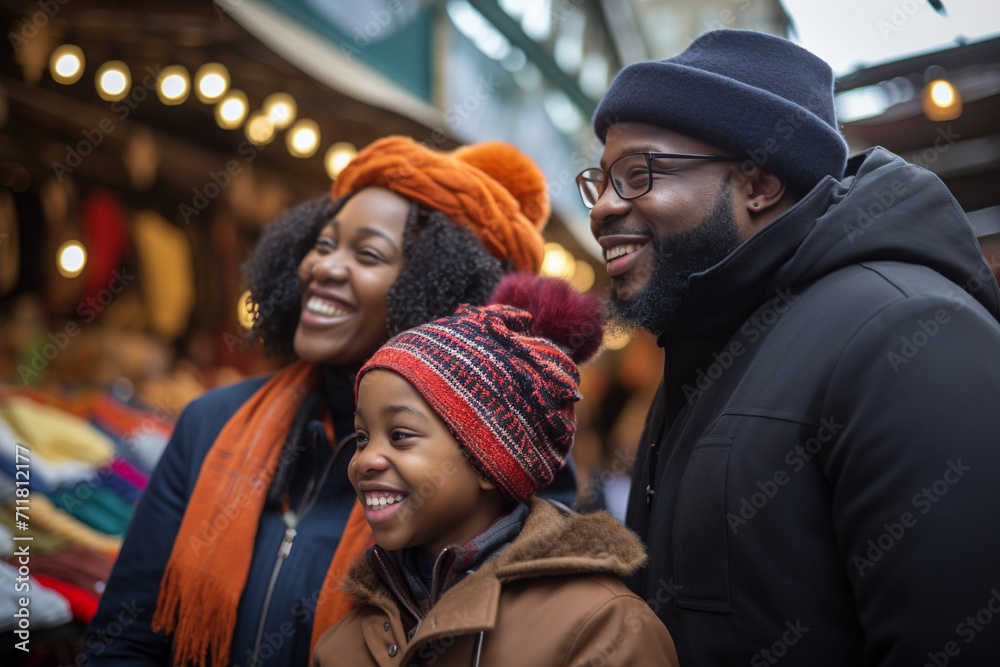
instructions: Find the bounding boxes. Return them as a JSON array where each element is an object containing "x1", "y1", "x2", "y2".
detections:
[{"x1": 331, "y1": 136, "x2": 549, "y2": 273}]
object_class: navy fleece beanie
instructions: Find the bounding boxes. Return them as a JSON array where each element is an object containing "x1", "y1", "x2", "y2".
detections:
[{"x1": 593, "y1": 30, "x2": 848, "y2": 195}]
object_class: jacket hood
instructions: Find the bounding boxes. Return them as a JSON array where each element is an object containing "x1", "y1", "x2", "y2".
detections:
[
  {"x1": 675, "y1": 147, "x2": 1000, "y2": 340},
  {"x1": 341, "y1": 499, "x2": 646, "y2": 609}
]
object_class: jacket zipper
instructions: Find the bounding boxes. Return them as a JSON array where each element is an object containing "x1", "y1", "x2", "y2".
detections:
[
  {"x1": 372, "y1": 547, "x2": 488, "y2": 666},
  {"x1": 248, "y1": 431, "x2": 355, "y2": 666},
  {"x1": 250, "y1": 515, "x2": 298, "y2": 665},
  {"x1": 646, "y1": 440, "x2": 660, "y2": 505},
  {"x1": 371, "y1": 547, "x2": 424, "y2": 622},
  {"x1": 470, "y1": 631, "x2": 484, "y2": 667}
]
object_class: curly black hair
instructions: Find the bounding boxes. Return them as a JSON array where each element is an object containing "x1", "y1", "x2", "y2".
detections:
[{"x1": 240, "y1": 193, "x2": 504, "y2": 360}]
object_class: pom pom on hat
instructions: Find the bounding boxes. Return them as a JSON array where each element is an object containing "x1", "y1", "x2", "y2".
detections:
[
  {"x1": 452, "y1": 142, "x2": 550, "y2": 230},
  {"x1": 332, "y1": 136, "x2": 549, "y2": 273},
  {"x1": 358, "y1": 274, "x2": 604, "y2": 503},
  {"x1": 488, "y1": 273, "x2": 603, "y2": 364}
]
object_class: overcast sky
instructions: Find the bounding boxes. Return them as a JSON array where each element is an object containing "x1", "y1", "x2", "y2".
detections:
[{"x1": 780, "y1": 0, "x2": 1000, "y2": 75}]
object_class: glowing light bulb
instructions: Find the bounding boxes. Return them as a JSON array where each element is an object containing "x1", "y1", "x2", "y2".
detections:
[
  {"x1": 215, "y1": 90, "x2": 248, "y2": 130},
  {"x1": 287, "y1": 119, "x2": 320, "y2": 158},
  {"x1": 930, "y1": 80, "x2": 954, "y2": 107},
  {"x1": 324, "y1": 142, "x2": 358, "y2": 179},
  {"x1": 57, "y1": 241, "x2": 87, "y2": 277},
  {"x1": 50, "y1": 45, "x2": 84, "y2": 84},
  {"x1": 922, "y1": 78, "x2": 962, "y2": 121},
  {"x1": 263, "y1": 92, "x2": 296, "y2": 130},
  {"x1": 541, "y1": 242, "x2": 575, "y2": 280},
  {"x1": 157, "y1": 65, "x2": 190, "y2": 105},
  {"x1": 195, "y1": 63, "x2": 230, "y2": 103},
  {"x1": 237, "y1": 289, "x2": 257, "y2": 329},
  {"x1": 245, "y1": 111, "x2": 275, "y2": 146},
  {"x1": 96, "y1": 61, "x2": 131, "y2": 101},
  {"x1": 570, "y1": 259, "x2": 595, "y2": 292}
]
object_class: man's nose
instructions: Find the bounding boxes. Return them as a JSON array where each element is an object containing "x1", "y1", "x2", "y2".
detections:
[{"x1": 589, "y1": 186, "x2": 630, "y2": 238}]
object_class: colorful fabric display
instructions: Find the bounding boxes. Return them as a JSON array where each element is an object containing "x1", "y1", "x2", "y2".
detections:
[
  {"x1": 34, "y1": 573, "x2": 98, "y2": 624},
  {"x1": 0, "y1": 562, "x2": 73, "y2": 631},
  {"x1": 95, "y1": 469, "x2": 142, "y2": 505},
  {"x1": 0, "y1": 386, "x2": 173, "y2": 475},
  {"x1": 0, "y1": 508, "x2": 71, "y2": 556},
  {"x1": 0, "y1": 396, "x2": 115, "y2": 464},
  {"x1": 21, "y1": 545, "x2": 114, "y2": 598},
  {"x1": 50, "y1": 483, "x2": 134, "y2": 536},
  {"x1": 12, "y1": 494, "x2": 120, "y2": 557},
  {"x1": 0, "y1": 456, "x2": 54, "y2": 495},
  {"x1": 0, "y1": 416, "x2": 100, "y2": 490},
  {"x1": 109, "y1": 457, "x2": 147, "y2": 490}
]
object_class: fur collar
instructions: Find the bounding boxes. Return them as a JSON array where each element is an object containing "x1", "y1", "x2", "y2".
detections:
[{"x1": 341, "y1": 499, "x2": 646, "y2": 610}]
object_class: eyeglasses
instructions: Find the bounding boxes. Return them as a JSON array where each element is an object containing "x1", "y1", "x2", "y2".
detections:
[{"x1": 576, "y1": 152, "x2": 742, "y2": 209}]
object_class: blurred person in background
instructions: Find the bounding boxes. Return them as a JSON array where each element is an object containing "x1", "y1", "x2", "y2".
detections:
[
  {"x1": 579, "y1": 29, "x2": 1000, "y2": 667},
  {"x1": 85, "y1": 136, "x2": 578, "y2": 666}
]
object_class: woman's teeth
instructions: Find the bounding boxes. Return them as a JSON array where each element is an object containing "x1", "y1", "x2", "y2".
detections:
[
  {"x1": 606, "y1": 243, "x2": 644, "y2": 261},
  {"x1": 305, "y1": 296, "x2": 348, "y2": 317},
  {"x1": 365, "y1": 493, "x2": 406, "y2": 509}
]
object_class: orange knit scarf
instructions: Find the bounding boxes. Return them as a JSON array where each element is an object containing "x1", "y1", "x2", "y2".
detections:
[{"x1": 152, "y1": 360, "x2": 373, "y2": 665}]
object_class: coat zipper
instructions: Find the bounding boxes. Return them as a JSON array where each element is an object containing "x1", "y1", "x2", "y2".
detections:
[
  {"x1": 250, "y1": 514, "x2": 298, "y2": 665},
  {"x1": 371, "y1": 547, "x2": 424, "y2": 622},
  {"x1": 470, "y1": 631, "x2": 484, "y2": 667},
  {"x1": 372, "y1": 547, "x2": 488, "y2": 666},
  {"x1": 646, "y1": 440, "x2": 660, "y2": 505},
  {"x1": 248, "y1": 431, "x2": 355, "y2": 666}
]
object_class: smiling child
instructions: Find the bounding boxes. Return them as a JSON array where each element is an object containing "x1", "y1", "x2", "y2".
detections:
[{"x1": 313, "y1": 273, "x2": 677, "y2": 667}]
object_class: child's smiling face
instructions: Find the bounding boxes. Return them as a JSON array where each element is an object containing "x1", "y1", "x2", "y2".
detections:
[{"x1": 350, "y1": 369, "x2": 509, "y2": 558}]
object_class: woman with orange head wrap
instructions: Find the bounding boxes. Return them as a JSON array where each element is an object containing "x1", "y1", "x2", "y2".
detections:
[{"x1": 84, "y1": 137, "x2": 570, "y2": 667}]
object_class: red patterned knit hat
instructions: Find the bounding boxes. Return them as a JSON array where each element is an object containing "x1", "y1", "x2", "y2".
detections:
[{"x1": 356, "y1": 273, "x2": 604, "y2": 503}]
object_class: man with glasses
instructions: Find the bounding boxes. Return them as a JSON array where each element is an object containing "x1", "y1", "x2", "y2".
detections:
[{"x1": 581, "y1": 29, "x2": 1000, "y2": 666}]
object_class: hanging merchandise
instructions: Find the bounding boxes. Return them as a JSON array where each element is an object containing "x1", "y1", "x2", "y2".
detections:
[
  {"x1": 81, "y1": 190, "x2": 132, "y2": 305},
  {"x1": 132, "y1": 211, "x2": 196, "y2": 341}
]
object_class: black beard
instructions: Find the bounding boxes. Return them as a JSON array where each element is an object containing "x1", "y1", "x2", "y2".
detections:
[{"x1": 608, "y1": 186, "x2": 743, "y2": 336}]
